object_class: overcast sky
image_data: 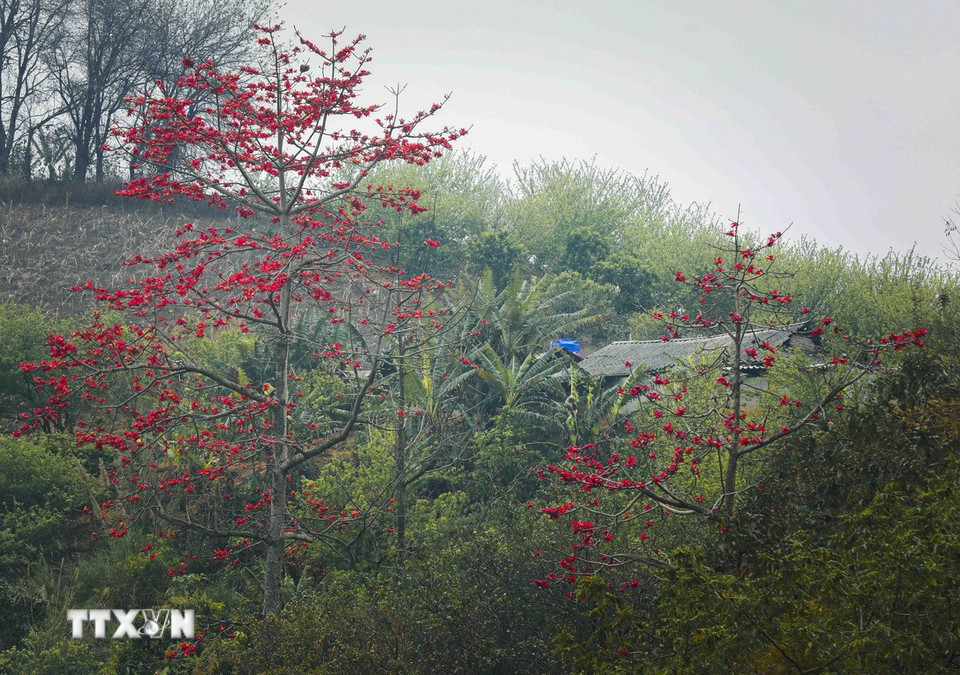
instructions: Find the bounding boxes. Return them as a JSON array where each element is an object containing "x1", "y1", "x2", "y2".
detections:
[{"x1": 282, "y1": 0, "x2": 960, "y2": 264}]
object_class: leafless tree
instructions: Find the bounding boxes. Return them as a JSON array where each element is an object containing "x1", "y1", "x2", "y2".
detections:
[
  {"x1": 47, "y1": 0, "x2": 274, "y2": 183},
  {"x1": 0, "y1": 0, "x2": 71, "y2": 175}
]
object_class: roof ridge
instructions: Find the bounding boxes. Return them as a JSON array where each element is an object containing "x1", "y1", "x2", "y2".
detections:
[
  {"x1": 605, "y1": 323, "x2": 807, "y2": 346},
  {"x1": 606, "y1": 334, "x2": 731, "y2": 346}
]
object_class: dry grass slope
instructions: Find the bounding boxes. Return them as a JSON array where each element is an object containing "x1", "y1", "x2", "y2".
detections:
[{"x1": 0, "y1": 179, "x2": 237, "y2": 316}]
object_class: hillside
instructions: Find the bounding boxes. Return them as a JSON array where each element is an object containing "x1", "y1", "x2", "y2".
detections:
[{"x1": 0, "y1": 181, "x2": 237, "y2": 316}]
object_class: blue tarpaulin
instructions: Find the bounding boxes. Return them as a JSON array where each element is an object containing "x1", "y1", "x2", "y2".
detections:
[{"x1": 551, "y1": 338, "x2": 581, "y2": 355}]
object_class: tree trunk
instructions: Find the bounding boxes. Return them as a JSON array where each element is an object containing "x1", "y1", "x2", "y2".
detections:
[
  {"x1": 263, "y1": 279, "x2": 293, "y2": 614},
  {"x1": 262, "y1": 466, "x2": 287, "y2": 614},
  {"x1": 95, "y1": 142, "x2": 105, "y2": 182},
  {"x1": 20, "y1": 127, "x2": 34, "y2": 177},
  {"x1": 723, "y1": 310, "x2": 744, "y2": 521},
  {"x1": 394, "y1": 337, "x2": 407, "y2": 562},
  {"x1": 0, "y1": 125, "x2": 9, "y2": 175},
  {"x1": 73, "y1": 139, "x2": 90, "y2": 183}
]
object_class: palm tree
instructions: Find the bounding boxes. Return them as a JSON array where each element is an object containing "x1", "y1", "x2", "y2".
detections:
[
  {"x1": 479, "y1": 269, "x2": 602, "y2": 360},
  {"x1": 464, "y1": 269, "x2": 604, "y2": 433}
]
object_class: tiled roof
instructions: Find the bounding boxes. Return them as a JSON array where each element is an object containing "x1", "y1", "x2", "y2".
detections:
[{"x1": 576, "y1": 324, "x2": 809, "y2": 378}]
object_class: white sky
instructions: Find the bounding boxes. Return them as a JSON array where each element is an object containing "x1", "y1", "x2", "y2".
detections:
[{"x1": 282, "y1": 0, "x2": 960, "y2": 264}]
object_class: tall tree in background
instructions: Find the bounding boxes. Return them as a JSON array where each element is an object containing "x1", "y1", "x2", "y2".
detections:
[
  {"x1": 47, "y1": 0, "x2": 272, "y2": 182},
  {"x1": 0, "y1": 0, "x2": 70, "y2": 175},
  {"x1": 51, "y1": 0, "x2": 154, "y2": 181},
  {"x1": 509, "y1": 159, "x2": 681, "y2": 272},
  {"x1": 21, "y1": 25, "x2": 465, "y2": 612}
]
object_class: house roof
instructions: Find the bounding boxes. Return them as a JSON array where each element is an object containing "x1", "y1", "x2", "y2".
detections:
[{"x1": 575, "y1": 323, "x2": 811, "y2": 378}]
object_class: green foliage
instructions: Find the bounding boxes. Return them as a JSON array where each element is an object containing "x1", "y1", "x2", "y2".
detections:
[
  {"x1": 310, "y1": 430, "x2": 396, "y2": 514},
  {"x1": 0, "y1": 304, "x2": 72, "y2": 429},
  {"x1": 465, "y1": 420, "x2": 543, "y2": 502},
  {"x1": 0, "y1": 434, "x2": 95, "y2": 584},
  {"x1": 733, "y1": 331, "x2": 960, "y2": 563},
  {"x1": 298, "y1": 429, "x2": 397, "y2": 567},
  {"x1": 474, "y1": 344, "x2": 566, "y2": 428},
  {"x1": 553, "y1": 575, "x2": 648, "y2": 674},
  {"x1": 0, "y1": 434, "x2": 99, "y2": 650},
  {"x1": 394, "y1": 215, "x2": 465, "y2": 279},
  {"x1": 509, "y1": 158, "x2": 689, "y2": 272},
  {"x1": 368, "y1": 151, "x2": 508, "y2": 241},
  {"x1": 65, "y1": 536, "x2": 174, "y2": 613},
  {"x1": 651, "y1": 459, "x2": 960, "y2": 673},
  {"x1": 367, "y1": 151, "x2": 510, "y2": 282},
  {"x1": 783, "y1": 237, "x2": 957, "y2": 336},
  {"x1": 557, "y1": 327, "x2": 960, "y2": 671},
  {"x1": 0, "y1": 435, "x2": 90, "y2": 515},
  {"x1": 207, "y1": 503, "x2": 568, "y2": 674},
  {"x1": 466, "y1": 229, "x2": 528, "y2": 291},
  {"x1": 292, "y1": 369, "x2": 351, "y2": 440},
  {"x1": 542, "y1": 272, "x2": 618, "y2": 345},
  {"x1": 590, "y1": 251, "x2": 657, "y2": 314},
  {"x1": 558, "y1": 226, "x2": 611, "y2": 277},
  {"x1": 562, "y1": 448, "x2": 960, "y2": 672},
  {"x1": 477, "y1": 270, "x2": 600, "y2": 361},
  {"x1": 0, "y1": 633, "x2": 101, "y2": 675},
  {"x1": 0, "y1": 536, "x2": 248, "y2": 674}
]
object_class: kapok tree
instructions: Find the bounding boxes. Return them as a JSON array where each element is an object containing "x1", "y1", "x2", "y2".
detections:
[
  {"x1": 534, "y1": 219, "x2": 927, "y2": 589},
  {"x1": 18, "y1": 24, "x2": 465, "y2": 613}
]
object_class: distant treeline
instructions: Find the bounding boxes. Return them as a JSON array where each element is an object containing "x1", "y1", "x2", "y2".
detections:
[{"x1": 0, "y1": 0, "x2": 274, "y2": 183}]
